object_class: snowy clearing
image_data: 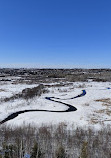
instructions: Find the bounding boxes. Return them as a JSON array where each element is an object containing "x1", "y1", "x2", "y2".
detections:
[{"x1": 0, "y1": 81, "x2": 111, "y2": 129}]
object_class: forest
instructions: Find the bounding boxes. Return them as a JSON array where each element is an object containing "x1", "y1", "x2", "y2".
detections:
[{"x1": 0, "y1": 123, "x2": 111, "y2": 158}]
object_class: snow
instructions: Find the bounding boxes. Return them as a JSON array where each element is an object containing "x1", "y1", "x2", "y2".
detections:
[
  {"x1": 0, "y1": 83, "x2": 37, "y2": 99},
  {"x1": 0, "y1": 81, "x2": 111, "y2": 129}
]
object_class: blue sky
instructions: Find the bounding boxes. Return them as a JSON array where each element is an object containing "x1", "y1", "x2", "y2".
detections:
[{"x1": 0, "y1": 0, "x2": 111, "y2": 68}]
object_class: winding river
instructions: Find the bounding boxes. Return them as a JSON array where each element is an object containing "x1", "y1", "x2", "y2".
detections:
[{"x1": 0, "y1": 90, "x2": 86, "y2": 124}]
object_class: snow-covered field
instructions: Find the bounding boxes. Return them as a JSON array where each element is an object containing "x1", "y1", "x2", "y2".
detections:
[{"x1": 0, "y1": 80, "x2": 111, "y2": 129}]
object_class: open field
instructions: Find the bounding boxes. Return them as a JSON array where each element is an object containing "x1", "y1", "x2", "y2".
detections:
[{"x1": 0, "y1": 68, "x2": 111, "y2": 129}]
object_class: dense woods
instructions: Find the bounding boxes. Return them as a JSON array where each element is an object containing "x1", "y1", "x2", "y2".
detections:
[
  {"x1": 1, "y1": 68, "x2": 111, "y2": 84},
  {"x1": 0, "y1": 123, "x2": 111, "y2": 158}
]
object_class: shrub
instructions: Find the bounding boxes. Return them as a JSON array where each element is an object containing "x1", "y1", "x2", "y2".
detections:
[
  {"x1": 2, "y1": 84, "x2": 49, "y2": 102},
  {"x1": 22, "y1": 84, "x2": 47, "y2": 99}
]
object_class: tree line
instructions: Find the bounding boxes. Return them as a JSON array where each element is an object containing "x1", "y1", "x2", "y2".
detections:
[{"x1": 0, "y1": 123, "x2": 111, "y2": 158}]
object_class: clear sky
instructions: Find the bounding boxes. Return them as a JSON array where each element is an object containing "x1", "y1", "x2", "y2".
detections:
[{"x1": 0, "y1": 0, "x2": 111, "y2": 68}]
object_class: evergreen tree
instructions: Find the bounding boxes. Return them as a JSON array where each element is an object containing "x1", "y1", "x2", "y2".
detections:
[
  {"x1": 55, "y1": 145, "x2": 66, "y2": 158},
  {"x1": 79, "y1": 141, "x2": 88, "y2": 158},
  {"x1": 30, "y1": 142, "x2": 42, "y2": 158}
]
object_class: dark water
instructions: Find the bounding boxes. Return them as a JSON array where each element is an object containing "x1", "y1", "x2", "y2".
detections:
[
  {"x1": 107, "y1": 87, "x2": 111, "y2": 89},
  {"x1": 0, "y1": 90, "x2": 86, "y2": 124},
  {"x1": 46, "y1": 90, "x2": 86, "y2": 100}
]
